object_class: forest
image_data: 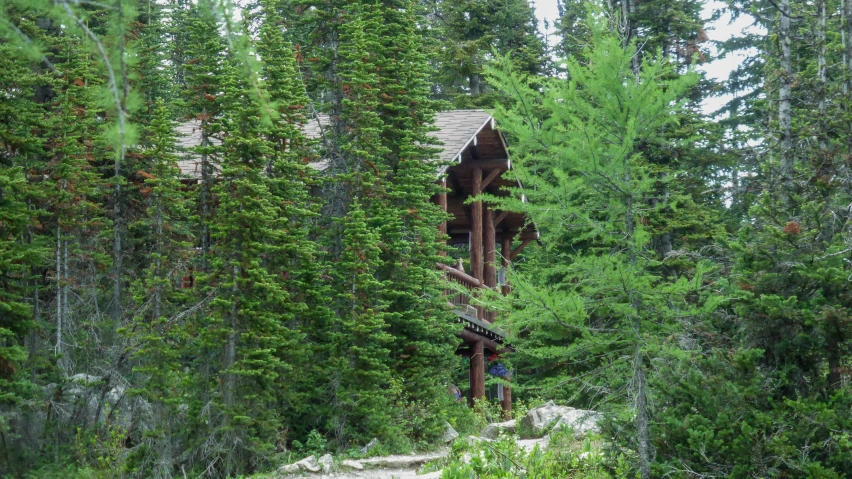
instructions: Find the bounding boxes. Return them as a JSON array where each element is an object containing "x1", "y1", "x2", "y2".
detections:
[{"x1": 0, "y1": 0, "x2": 851, "y2": 477}]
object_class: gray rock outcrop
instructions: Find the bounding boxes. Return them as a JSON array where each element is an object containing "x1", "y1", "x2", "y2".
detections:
[
  {"x1": 317, "y1": 453, "x2": 334, "y2": 473},
  {"x1": 520, "y1": 400, "x2": 600, "y2": 438},
  {"x1": 442, "y1": 422, "x2": 459, "y2": 443},
  {"x1": 480, "y1": 419, "x2": 517, "y2": 439},
  {"x1": 340, "y1": 459, "x2": 364, "y2": 470},
  {"x1": 359, "y1": 438, "x2": 379, "y2": 455}
]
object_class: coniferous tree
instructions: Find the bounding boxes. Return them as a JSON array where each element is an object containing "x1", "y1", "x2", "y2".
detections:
[
  {"x1": 126, "y1": 100, "x2": 194, "y2": 478},
  {"x1": 487, "y1": 19, "x2": 703, "y2": 478},
  {"x1": 181, "y1": 0, "x2": 227, "y2": 269},
  {"x1": 431, "y1": 0, "x2": 547, "y2": 108}
]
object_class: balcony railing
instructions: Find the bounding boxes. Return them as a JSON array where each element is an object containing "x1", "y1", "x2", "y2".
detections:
[{"x1": 438, "y1": 263, "x2": 496, "y2": 323}]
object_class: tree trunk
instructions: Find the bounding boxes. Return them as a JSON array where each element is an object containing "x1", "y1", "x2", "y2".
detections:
[
  {"x1": 200, "y1": 124, "x2": 211, "y2": 272},
  {"x1": 113, "y1": 183, "x2": 122, "y2": 321},
  {"x1": 470, "y1": 74, "x2": 481, "y2": 96},
  {"x1": 153, "y1": 200, "x2": 162, "y2": 321},
  {"x1": 846, "y1": 0, "x2": 852, "y2": 97},
  {"x1": 625, "y1": 153, "x2": 651, "y2": 478},
  {"x1": 222, "y1": 263, "x2": 239, "y2": 412},
  {"x1": 55, "y1": 226, "x2": 62, "y2": 357},
  {"x1": 843, "y1": 0, "x2": 849, "y2": 95},
  {"x1": 818, "y1": 0, "x2": 827, "y2": 151},
  {"x1": 826, "y1": 329, "x2": 842, "y2": 389},
  {"x1": 634, "y1": 344, "x2": 651, "y2": 479},
  {"x1": 779, "y1": 0, "x2": 793, "y2": 183}
]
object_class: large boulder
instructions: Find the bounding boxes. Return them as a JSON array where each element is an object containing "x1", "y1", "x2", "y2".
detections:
[
  {"x1": 292, "y1": 455, "x2": 321, "y2": 473},
  {"x1": 49, "y1": 373, "x2": 150, "y2": 431},
  {"x1": 277, "y1": 463, "x2": 300, "y2": 474},
  {"x1": 317, "y1": 453, "x2": 334, "y2": 473},
  {"x1": 442, "y1": 422, "x2": 459, "y2": 443},
  {"x1": 340, "y1": 459, "x2": 364, "y2": 470},
  {"x1": 360, "y1": 437, "x2": 379, "y2": 455},
  {"x1": 520, "y1": 401, "x2": 600, "y2": 438},
  {"x1": 480, "y1": 419, "x2": 517, "y2": 439}
]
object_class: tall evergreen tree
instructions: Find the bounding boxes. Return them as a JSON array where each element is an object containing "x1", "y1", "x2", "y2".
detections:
[
  {"x1": 430, "y1": 0, "x2": 547, "y2": 107},
  {"x1": 126, "y1": 100, "x2": 194, "y2": 478},
  {"x1": 487, "y1": 19, "x2": 703, "y2": 477}
]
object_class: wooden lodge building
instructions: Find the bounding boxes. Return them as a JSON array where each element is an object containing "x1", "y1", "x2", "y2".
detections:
[{"x1": 177, "y1": 110, "x2": 536, "y2": 413}]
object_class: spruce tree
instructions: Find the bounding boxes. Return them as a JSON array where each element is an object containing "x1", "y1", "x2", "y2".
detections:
[
  {"x1": 327, "y1": 199, "x2": 396, "y2": 443},
  {"x1": 126, "y1": 100, "x2": 194, "y2": 478},
  {"x1": 180, "y1": 0, "x2": 227, "y2": 269},
  {"x1": 186, "y1": 49, "x2": 309, "y2": 473},
  {"x1": 373, "y1": 0, "x2": 457, "y2": 437},
  {"x1": 432, "y1": 0, "x2": 547, "y2": 107},
  {"x1": 0, "y1": 163, "x2": 45, "y2": 473}
]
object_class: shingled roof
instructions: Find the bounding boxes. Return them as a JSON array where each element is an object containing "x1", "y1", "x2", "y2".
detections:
[{"x1": 176, "y1": 109, "x2": 496, "y2": 178}]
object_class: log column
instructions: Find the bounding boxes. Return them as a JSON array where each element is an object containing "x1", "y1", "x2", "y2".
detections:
[
  {"x1": 500, "y1": 236, "x2": 512, "y2": 416},
  {"x1": 484, "y1": 206, "x2": 496, "y2": 322},
  {"x1": 469, "y1": 340, "x2": 485, "y2": 406},
  {"x1": 470, "y1": 168, "x2": 483, "y2": 282},
  {"x1": 501, "y1": 374, "x2": 512, "y2": 418},
  {"x1": 438, "y1": 179, "x2": 448, "y2": 257},
  {"x1": 501, "y1": 237, "x2": 511, "y2": 296}
]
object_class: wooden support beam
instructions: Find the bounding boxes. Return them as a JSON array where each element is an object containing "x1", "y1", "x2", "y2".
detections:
[
  {"x1": 480, "y1": 167, "x2": 502, "y2": 190},
  {"x1": 494, "y1": 211, "x2": 508, "y2": 227},
  {"x1": 501, "y1": 375, "x2": 512, "y2": 418},
  {"x1": 510, "y1": 238, "x2": 532, "y2": 261},
  {"x1": 470, "y1": 340, "x2": 485, "y2": 405},
  {"x1": 484, "y1": 207, "x2": 496, "y2": 288},
  {"x1": 455, "y1": 159, "x2": 510, "y2": 171},
  {"x1": 438, "y1": 179, "x2": 448, "y2": 257},
  {"x1": 501, "y1": 237, "x2": 511, "y2": 296},
  {"x1": 459, "y1": 329, "x2": 508, "y2": 353},
  {"x1": 470, "y1": 167, "x2": 483, "y2": 282},
  {"x1": 484, "y1": 206, "x2": 496, "y2": 323}
]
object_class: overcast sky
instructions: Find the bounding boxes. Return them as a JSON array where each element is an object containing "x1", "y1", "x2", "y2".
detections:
[{"x1": 530, "y1": 0, "x2": 760, "y2": 114}]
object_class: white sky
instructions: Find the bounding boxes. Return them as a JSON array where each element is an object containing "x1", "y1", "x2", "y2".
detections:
[{"x1": 531, "y1": 0, "x2": 761, "y2": 115}]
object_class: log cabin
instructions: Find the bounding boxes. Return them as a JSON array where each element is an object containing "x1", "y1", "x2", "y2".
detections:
[{"x1": 175, "y1": 109, "x2": 536, "y2": 413}]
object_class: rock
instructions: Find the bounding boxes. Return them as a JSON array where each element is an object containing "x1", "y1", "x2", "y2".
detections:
[
  {"x1": 550, "y1": 409, "x2": 600, "y2": 438},
  {"x1": 293, "y1": 455, "x2": 321, "y2": 473},
  {"x1": 340, "y1": 459, "x2": 364, "y2": 470},
  {"x1": 360, "y1": 438, "x2": 379, "y2": 455},
  {"x1": 54, "y1": 373, "x2": 144, "y2": 431},
  {"x1": 70, "y1": 373, "x2": 102, "y2": 385},
  {"x1": 277, "y1": 463, "x2": 300, "y2": 474},
  {"x1": 465, "y1": 435, "x2": 492, "y2": 445},
  {"x1": 442, "y1": 422, "x2": 459, "y2": 443},
  {"x1": 480, "y1": 419, "x2": 517, "y2": 439},
  {"x1": 420, "y1": 471, "x2": 443, "y2": 479},
  {"x1": 317, "y1": 453, "x2": 333, "y2": 473},
  {"x1": 520, "y1": 401, "x2": 600, "y2": 439}
]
